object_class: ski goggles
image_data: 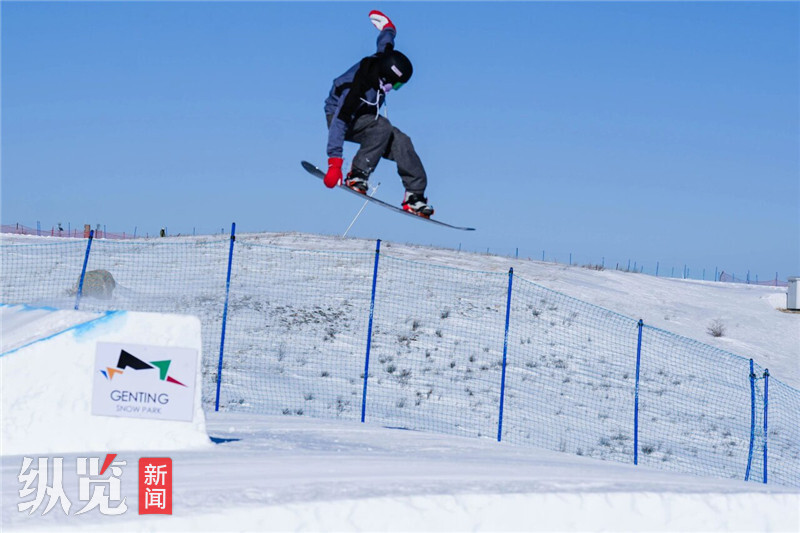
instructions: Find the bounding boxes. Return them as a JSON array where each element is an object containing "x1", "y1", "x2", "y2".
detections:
[{"x1": 380, "y1": 80, "x2": 405, "y2": 93}]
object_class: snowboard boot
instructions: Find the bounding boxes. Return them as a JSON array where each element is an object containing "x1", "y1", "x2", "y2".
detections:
[
  {"x1": 402, "y1": 191, "x2": 434, "y2": 217},
  {"x1": 344, "y1": 168, "x2": 369, "y2": 194}
]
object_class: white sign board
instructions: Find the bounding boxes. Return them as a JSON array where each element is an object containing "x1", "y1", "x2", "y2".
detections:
[{"x1": 92, "y1": 342, "x2": 198, "y2": 422}]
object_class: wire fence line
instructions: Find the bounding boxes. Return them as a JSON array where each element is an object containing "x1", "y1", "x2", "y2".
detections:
[
  {"x1": 2, "y1": 223, "x2": 789, "y2": 288},
  {"x1": 1, "y1": 229, "x2": 798, "y2": 487},
  {"x1": 2, "y1": 222, "x2": 142, "y2": 240}
]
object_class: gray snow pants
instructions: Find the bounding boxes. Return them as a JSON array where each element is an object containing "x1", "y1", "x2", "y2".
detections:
[{"x1": 327, "y1": 114, "x2": 428, "y2": 194}]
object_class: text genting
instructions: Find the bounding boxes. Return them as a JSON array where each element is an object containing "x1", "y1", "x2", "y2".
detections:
[{"x1": 110, "y1": 390, "x2": 169, "y2": 404}]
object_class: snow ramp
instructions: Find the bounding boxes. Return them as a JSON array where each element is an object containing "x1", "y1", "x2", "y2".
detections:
[{"x1": 1, "y1": 304, "x2": 210, "y2": 455}]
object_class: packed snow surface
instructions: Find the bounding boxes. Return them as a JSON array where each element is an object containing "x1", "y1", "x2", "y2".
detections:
[
  {"x1": 1, "y1": 232, "x2": 798, "y2": 531},
  {"x1": 2, "y1": 414, "x2": 799, "y2": 532},
  {"x1": 0, "y1": 304, "x2": 104, "y2": 355},
  {"x1": 1, "y1": 306, "x2": 210, "y2": 456}
]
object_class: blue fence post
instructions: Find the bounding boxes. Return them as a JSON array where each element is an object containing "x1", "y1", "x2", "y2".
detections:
[
  {"x1": 763, "y1": 369, "x2": 769, "y2": 484},
  {"x1": 74, "y1": 230, "x2": 95, "y2": 310},
  {"x1": 361, "y1": 239, "x2": 381, "y2": 423},
  {"x1": 634, "y1": 319, "x2": 644, "y2": 465},
  {"x1": 745, "y1": 359, "x2": 756, "y2": 481},
  {"x1": 497, "y1": 267, "x2": 514, "y2": 442},
  {"x1": 214, "y1": 222, "x2": 236, "y2": 412}
]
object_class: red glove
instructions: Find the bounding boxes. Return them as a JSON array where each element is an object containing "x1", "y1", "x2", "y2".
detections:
[
  {"x1": 324, "y1": 157, "x2": 343, "y2": 188},
  {"x1": 369, "y1": 10, "x2": 395, "y2": 31}
]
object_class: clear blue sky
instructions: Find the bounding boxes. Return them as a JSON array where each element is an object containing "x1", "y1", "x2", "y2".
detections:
[{"x1": 2, "y1": 1, "x2": 798, "y2": 280}]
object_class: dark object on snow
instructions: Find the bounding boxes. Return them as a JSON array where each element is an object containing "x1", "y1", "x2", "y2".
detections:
[{"x1": 71, "y1": 269, "x2": 116, "y2": 300}]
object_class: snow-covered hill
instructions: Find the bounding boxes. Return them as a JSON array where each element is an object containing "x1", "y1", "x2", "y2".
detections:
[
  {"x1": 248, "y1": 232, "x2": 799, "y2": 386},
  {"x1": 2, "y1": 231, "x2": 799, "y2": 531},
  {"x1": 4, "y1": 231, "x2": 796, "y2": 379},
  {"x1": 2, "y1": 233, "x2": 798, "y2": 481}
]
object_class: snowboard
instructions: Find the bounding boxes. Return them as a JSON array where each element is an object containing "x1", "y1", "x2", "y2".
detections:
[{"x1": 301, "y1": 161, "x2": 475, "y2": 231}]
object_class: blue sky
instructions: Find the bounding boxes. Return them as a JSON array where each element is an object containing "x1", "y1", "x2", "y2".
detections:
[{"x1": 2, "y1": 1, "x2": 798, "y2": 280}]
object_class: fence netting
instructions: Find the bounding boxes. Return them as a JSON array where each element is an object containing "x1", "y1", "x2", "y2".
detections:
[
  {"x1": 639, "y1": 326, "x2": 754, "y2": 480},
  {"x1": 1, "y1": 240, "x2": 89, "y2": 306},
  {"x1": 753, "y1": 362, "x2": 800, "y2": 487},
  {"x1": 1, "y1": 233, "x2": 798, "y2": 487},
  {"x1": 368, "y1": 256, "x2": 508, "y2": 439},
  {"x1": 503, "y1": 277, "x2": 639, "y2": 463},
  {"x1": 218, "y1": 242, "x2": 374, "y2": 419}
]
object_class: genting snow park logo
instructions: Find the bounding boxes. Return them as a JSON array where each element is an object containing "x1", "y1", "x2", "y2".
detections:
[
  {"x1": 92, "y1": 343, "x2": 198, "y2": 422},
  {"x1": 99, "y1": 349, "x2": 187, "y2": 387},
  {"x1": 18, "y1": 454, "x2": 173, "y2": 517}
]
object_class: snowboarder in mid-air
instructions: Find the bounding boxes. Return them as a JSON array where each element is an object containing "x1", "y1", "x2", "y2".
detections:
[{"x1": 323, "y1": 10, "x2": 433, "y2": 217}]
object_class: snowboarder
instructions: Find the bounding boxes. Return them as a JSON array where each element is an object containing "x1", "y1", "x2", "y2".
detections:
[{"x1": 323, "y1": 10, "x2": 433, "y2": 217}]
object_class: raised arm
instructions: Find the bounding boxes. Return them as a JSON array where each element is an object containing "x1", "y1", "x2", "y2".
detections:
[{"x1": 370, "y1": 10, "x2": 397, "y2": 53}]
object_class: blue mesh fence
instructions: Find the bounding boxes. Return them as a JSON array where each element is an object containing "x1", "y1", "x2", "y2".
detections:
[
  {"x1": 638, "y1": 325, "x2": 754, "y2": 479},
  {"x1": 748, "y1": 365, "x2": 768, "y2": 484},
  {"x1": 76, "y1": 237, "x2": 230, "y2": 403},
  {"x1": 502, "y1": 276, "x2": 639, "y2": 463},
  {"x1": 751, "y1": 363, "x2": 800, "y2": 487},
  {"x1": 0, "y1": 235, "x2": 231, "y2": 403},
  {"x1": 366, "y1": 254, "x2": 508, "y2": 439},
  {"x1": 0, "y1": 240, "x2": 90, "y2": 307},
  {"x1": 216, "y1": 240, "x2": 375, "y2": 419},
  {"x1": 1, "y1": 233, "x2": 798, "y2": 487}
]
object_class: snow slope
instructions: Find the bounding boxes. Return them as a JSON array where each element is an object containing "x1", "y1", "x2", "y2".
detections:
[
  {"x1": 2, "y1": 414, "x2": 798, "y2": 532},
  {"x1": 2, "y1": 234, "x2": 798, "y2": 477},
  {"x1": 248, "y1": 233, "x2": 800, "y2": 387},
  {"x1": 3, "y1": 232, "x2": 796, "y2": 385},
  {"x1": 0, "y1": 304, "x2": 105, "y2": 355},
  {"x1": 1, "y1": 305, "x2": 210, "y2": 455},
  {"x1": 1, "y1": 232, "x2": 799, "y2": 531}
]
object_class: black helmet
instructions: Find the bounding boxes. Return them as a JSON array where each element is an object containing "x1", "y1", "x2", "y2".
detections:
[{"x1": 379, "y1": 50, "x2": 413, "y2": 89}]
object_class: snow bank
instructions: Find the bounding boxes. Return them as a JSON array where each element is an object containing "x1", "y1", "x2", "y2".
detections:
[
  {"x1": 0, "y1": 304, "x2": 104, "y2": 355},
  {"x1": 1, "y1": 305, "x2": 210, "y2": 455},
  {"x1": 77, "y1": 491, "x2": 798, "y2": 532},
  {"x1": 4, "y1": 414, "x2": 795, "y2": 532}
]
